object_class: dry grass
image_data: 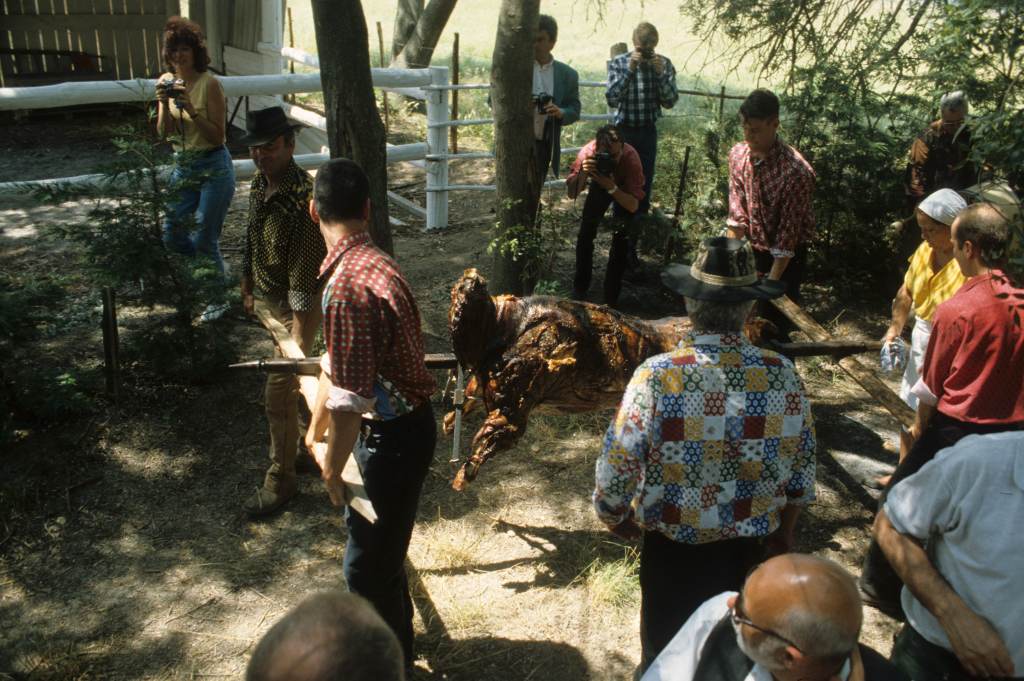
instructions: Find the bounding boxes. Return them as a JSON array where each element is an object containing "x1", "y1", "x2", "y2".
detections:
[{"x1": 579, "y1": 547, "x2": 641, "y2": 610}]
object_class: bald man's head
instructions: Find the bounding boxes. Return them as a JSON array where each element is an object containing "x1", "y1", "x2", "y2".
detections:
[
  {"x1": 246, "y1": 591, "x2": 404, "y2": 681},
  {"x1": 739, "y1": 554, "x2": 862, "y2": 666}
]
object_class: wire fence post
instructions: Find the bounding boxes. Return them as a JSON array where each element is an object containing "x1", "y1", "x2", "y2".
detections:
[
  {"x1": 377, "y1": 21, "x2": 389, "y2": 137},
  {"x1": 101, "y1": 287, "x2": 120, "y2": 402},
  {"x1": 451, "y1": 33, "x2": 460, "y2": 154},
  {"x1": 426, "y1": 66, "x2": 450, "y2": 231},
  {"x1": 718, "y1": 84, "x2": 726, "y2": 127}
]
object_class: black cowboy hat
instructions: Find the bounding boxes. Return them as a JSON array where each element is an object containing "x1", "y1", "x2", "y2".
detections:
[
  {"x1": 238, "y1": 106, "x2": 306, "y2": 146},
  {"x1": 661, "y1": 237, "x2": 786, "y2": 302}
]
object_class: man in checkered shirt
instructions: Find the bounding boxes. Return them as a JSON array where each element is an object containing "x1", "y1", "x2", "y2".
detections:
[
  {"x1": 605, "y1": 21, "x2": 679, "y2": 216},
  {"x1": 593, "y1": 237, "x2": 816, "y2": 675},
  {"x1": 304, "y1": 159, "x2": 436, "y2": 671}
]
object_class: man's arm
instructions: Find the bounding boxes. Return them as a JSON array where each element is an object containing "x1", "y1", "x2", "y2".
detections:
[
  {"x1": 767, "y1": 256, "x2": 792, "y2": 281},
  {"x1": 604, "y1": 56, "x2": 632, "y2": 108},
  {"x1": 321, "y1": 409, "x2": 362, "y2": 507},
  {"x1": 875, "y1": 509, "x2": 1015, "y2": 678},
  {"x1": 557, "y1": 65, "x2": 581, "y2": 126},
  {"x1": 768, "y1": 162, "x2": 815, "y2": 273},
  {"x1": 589, "y1": 167, "x2": 639, "y2": 213},
  {"x1": 654, "y1": 56, "x2": 679, "y2": 109},
  {"x1": 725, "y1": 147, "x2": 749, "y2": 239}
]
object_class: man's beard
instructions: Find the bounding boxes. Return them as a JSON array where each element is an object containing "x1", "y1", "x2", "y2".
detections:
[{"x1": 733, "y1": 618, "x2": 785, "y2": 672}]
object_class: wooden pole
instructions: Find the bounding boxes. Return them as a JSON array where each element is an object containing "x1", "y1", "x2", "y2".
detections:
[
  {"x1": 253, "y1": 299, "x2": 378, "y2": 523},
  {"x1": 101, "y1": 287, "x2": 120, "y2": 402},
  {"x1": 718, "y1": 84, "x2": 726, "y2": 127},
  {"x1": 287, "y1": 6, "x2": 295, "y2": 104},
  {"x1": 377, "y1": 21, "x2": 389, "y2": 137},
  {"x1": 664, "y1": 146, "x2": 691, "y2": 265},
  {"x1": 769, "y1": 295, "x2": 915, "y2": 428},
  {"x1": 450, "y1": 32, "x2": 460, "y2": 154}
]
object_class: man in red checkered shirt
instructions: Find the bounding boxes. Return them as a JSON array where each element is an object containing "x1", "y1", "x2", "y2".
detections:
[
  {"x1": 726, "y1": 89, "x2": 816, "y2": 309},
  {"x1": 304, "y1": 159, "x2": 436, "y2": 671}
]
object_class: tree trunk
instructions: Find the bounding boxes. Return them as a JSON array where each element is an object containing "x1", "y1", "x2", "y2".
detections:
[
  {"x1": 490, "y1": 0, "x2": 541, "y2": 295},
  {"x1": 312, "y1": 0, "x2": 393, "y2": 255},
  {"x1": 391, "y1": 0, "x2": 423, "y2": 60},
  {"x1": 391, "y1": 0, "x2": 459, "y2": 69}
]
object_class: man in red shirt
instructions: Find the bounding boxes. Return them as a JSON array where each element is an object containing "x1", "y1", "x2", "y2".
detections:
[
  {"x1": 726, "y1": 89, "x2": 815, "y2": 307},
  {"x1": 567, "y1": 124, "x2": 646, "y2": 306},
  {"x1": 304, "y1": 159, "x2": 436, "y2": 670},
  {"x1": 861, "y1": 202, "x2": 1024, "y2": 616}
]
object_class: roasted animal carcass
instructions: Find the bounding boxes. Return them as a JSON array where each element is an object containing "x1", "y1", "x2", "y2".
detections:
[{"x1": 446, "y1": 269, "x2": 773, "y2": 489}]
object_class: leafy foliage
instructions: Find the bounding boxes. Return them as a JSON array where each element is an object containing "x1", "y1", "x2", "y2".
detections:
[
  {"x1": 32, "y1": 122, "x2": 236, "y2": 382},
  {"x1": 678, "y1": 0, "x2": 1024, "y2": 294}
]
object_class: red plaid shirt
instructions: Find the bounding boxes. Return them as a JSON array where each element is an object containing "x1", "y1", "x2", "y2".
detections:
[
  {"x1": 727, "y1": 138, "x2": 816, "y2": 256},
  {"x1": 319, "y1": 231, "x2": 435, "y2": 419}
]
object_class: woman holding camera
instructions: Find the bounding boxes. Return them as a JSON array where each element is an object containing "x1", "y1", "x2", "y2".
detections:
[{"x1": 157, "y1": 16, "x2": 235, "y2": 321}]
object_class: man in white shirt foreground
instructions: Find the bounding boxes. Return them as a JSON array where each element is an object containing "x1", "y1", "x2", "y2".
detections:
[
  {"x1": 643, "y1": 554, "x2": 905, "y2": 681},
  {"x1": 875, "y1": 431, "x2": 1023, "y2": 681}
]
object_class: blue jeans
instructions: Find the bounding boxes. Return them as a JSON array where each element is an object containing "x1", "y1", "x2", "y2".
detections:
[
  {"x1": 162, "y1": 145, "x2": 236, "y2": 277},
  {"x1": 343, "y1": 402, "x2": 436, "y2": 666}
]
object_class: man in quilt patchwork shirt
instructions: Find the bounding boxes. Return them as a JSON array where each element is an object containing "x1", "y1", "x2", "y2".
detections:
[{"x1": 593, "y1": 237, "x2": 817, "y2": 674}]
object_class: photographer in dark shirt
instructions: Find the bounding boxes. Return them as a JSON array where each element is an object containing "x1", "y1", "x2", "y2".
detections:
[{"x1": 567, "y1": 125, "x2": 646, "y2": 306}]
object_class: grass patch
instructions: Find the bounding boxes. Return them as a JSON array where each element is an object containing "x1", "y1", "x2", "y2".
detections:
[
  {"x1": 579, "y1": 546, "x2": 640, "y2": 610},
  {"x1": 418, "y1": 513, "x2": 488, "y2": 571}
]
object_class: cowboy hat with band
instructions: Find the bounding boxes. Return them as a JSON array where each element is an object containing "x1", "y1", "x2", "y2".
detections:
[
  {"x1": 238, "y1": 106, "x2": 306, "y2": 147},
  {"x1": 661, "y1": 237, "x2": 786, "y2": 302}
]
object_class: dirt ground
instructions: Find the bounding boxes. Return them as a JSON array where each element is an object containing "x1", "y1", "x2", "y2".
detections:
[{"x1": 1, "y1": 113, "x2": 902, "y2": 680}]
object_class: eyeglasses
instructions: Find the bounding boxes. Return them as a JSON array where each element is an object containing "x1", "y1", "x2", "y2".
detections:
[{"x1": 731, "y1": 593, "x2": 804, "y2": 652}]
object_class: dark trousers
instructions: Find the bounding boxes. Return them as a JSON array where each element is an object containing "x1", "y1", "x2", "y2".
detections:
[
  {"x1": 534, "y1": 138, "x2": 553, "y2": 183},
  {"x1": 891, "y1": 623, "x2": 1000, "y2": 681},
  {"x1": 753, "y1": 245, "x2": 808, "y2": 334},
  {"x1": 860, "y1": 412, "x2": 1021, "y2": 610},
  {"x1": 343, "y1": 402, "x2": 436, "y2": 666},
  {"x1": 639, "y1": 531, "x2": 763, "y2": 672},
  {"x1": 619, "y1": 124, "x2": 658, "y2": 214},
  {"x1": 573, "y1": 186, "x2": 633, "y2": 305}
]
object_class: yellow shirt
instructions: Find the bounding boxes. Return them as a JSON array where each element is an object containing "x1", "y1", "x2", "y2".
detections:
[
  {"x1": 165, "y1": 71, "x2": 223, "y2": 152},
  {"x1": 903, "y1": 241, "x2": 966, "y2": 322}
]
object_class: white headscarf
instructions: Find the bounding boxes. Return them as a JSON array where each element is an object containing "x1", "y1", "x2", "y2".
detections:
[{"x1": 918, "y1": 188, "x2": 968, "y2": 226}]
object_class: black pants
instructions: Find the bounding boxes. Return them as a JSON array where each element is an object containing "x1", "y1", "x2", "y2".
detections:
[
  {"x1": 753, "y1": 245, "x2": 808, "y2": 334},
  {"x1": 860, "y1": 412, "x2": 1021, "y2": 610},
  {"x1": 342, "y1": 402, "x2": 436, "y2": 666},
  {"x1": 573, "y1": 186, "x2": 633, "y2": 305},
  {"x1": 534, "y1": 138, "x2": 553, "y2": 184},
  {"x1": 639, "y1": 531, "x2": 763, "y2": 672},
  {"x1": 890, "y1": 623, "x2": 999, "y2": 681},
  {"x1": 619, "y1": 123, "x2": 658, "y2": 214}
]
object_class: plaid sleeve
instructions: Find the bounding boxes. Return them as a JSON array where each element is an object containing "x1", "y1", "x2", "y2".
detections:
[
  {"x1": 605, "y1": 55, "x2": 632, "y2": 108},
  {"x1": 774, "y1": 163, "x2": 816, "y2": 252},
  {"x1": 726, "y1": 146, "x2": 750, "y2": 232},
  {"x1": 594, "y1": 365, "x2": 659, "y2": 528},
  {"x1": 324, "y1": 291, "x2": 383, "y2": 400},
  {"x1": 657, "y1": 57, "x2": 679, "y2": 108},
  {"x1": 286, "y1": 183, "x2": 327, "y2": 311}
]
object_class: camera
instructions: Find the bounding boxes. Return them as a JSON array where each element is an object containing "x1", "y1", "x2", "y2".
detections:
[
  {"x1": 533, "y1": 92, "x2": 553, "y2": 114},
  {"x1": 638, "y1": 47, "x2": 655, "y2": 61},
  {"x1": 158, "y1": 77, "x2": 187, "y2": 107},
  {"x1": 594, "y1": 151, "x2": 615, "y2": 176}
]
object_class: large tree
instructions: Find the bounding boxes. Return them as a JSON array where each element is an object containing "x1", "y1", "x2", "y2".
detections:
[
  {"x1": 312, "y1": 0, "x2": 393, "y2": 254},
  {"x1": 390, "y1": 0, "x2": 459, "y2": 69},
  {"x1": 489, "y1": 0, "x2": 542, "y2": 294}
]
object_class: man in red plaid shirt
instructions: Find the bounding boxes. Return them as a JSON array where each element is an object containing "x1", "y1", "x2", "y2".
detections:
[
  {"x1": 726, "y1": 89, "x2": 816, "y2": 308},
  {"x1": 304, "y1": 159, "x2": 436, "y2": 671}
]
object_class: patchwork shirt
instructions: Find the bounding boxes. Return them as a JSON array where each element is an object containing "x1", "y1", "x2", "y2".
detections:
[
  {"x1": 727, "y1": 138, "x2": 816, "y2": 258},
  {"x1": 242, "y1": 159, "x2": 325, "y2": 311},
  {"x1": 605, "y1": 52, "x2": 679, "y2": 127},
  {"x1": 594, "y1": 332, "x2": 816, "y2": 544},
  {"x1": 319, "y1": 231, "x2": 435, "y2": 420}
]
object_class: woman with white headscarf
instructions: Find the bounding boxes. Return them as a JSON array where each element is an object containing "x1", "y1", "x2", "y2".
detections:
[
  {"x1": 878, "y1": 188, "x2": 968, "y2": 484},
  {"x1": 884, "y1": 188, "x2": 970, "y2": 404}
]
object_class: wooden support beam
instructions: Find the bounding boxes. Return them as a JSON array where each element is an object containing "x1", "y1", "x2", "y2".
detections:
[
  {"x1": 770, "y1": 295, "x2": 915, "y2": 428},
  {"x1": 253, "y1": 300, "x2": 377, "y2": 523}
]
